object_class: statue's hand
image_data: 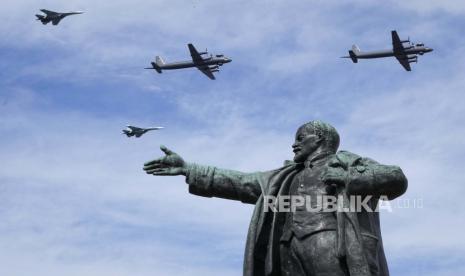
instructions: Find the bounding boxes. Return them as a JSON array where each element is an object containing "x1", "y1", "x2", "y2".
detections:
[
  {"x1": 143, "y1": 145, "x2": 187, "y2": 176},
  {"x1": 321, "y1": 158, "x2": 348, "y2": 193}
]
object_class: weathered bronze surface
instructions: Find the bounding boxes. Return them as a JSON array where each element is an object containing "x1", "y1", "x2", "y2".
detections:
[{"x1": 144, "y1": 121, "x2": 407, "y2": 276}]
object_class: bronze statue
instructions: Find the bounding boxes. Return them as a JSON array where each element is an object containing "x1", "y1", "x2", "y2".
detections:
[{"x1": 143, "y1": 120, "x2": 407, "y2": 276}]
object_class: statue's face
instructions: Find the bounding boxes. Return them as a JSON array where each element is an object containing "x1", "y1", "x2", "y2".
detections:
[{"x1": 292, "y1": 126, "x2": 321, "y2": 163}]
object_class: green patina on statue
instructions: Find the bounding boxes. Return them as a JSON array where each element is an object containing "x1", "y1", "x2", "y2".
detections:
[{"x1": 143, "y1": 120, "x2": 407, "y2": 276}]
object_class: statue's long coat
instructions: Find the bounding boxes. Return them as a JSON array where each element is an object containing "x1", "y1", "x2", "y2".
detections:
[{"x1": 185, "y1": 151, "x2": 407, "y2": 276}]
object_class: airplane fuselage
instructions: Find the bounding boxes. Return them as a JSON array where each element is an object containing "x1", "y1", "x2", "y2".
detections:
[
  {"x1": 147, "y1": 43, "x2": 231, "y2": 79},
  {"x1": 159, "y1": 57, "x2": 231, "y2": 70},
  {"x1": 356, "y1": 46, "x2": 433, "y2": 59},
  {"x1": 343, "y1": 30, "x2": 433, "y2": 71},
  {"x1": 123, "y1": 126, "x2": 163, "y2": 138},
  {"x1": 36, "y1": 11, "x2": 83, "y2": 25}
]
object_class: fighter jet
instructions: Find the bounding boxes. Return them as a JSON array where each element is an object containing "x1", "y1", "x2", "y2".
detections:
[
  {"x1": 145, "y1": 43, "x2": 232, "y2": 80},
  {"x1": 342, "y1": 30, "x2": 433, "y2": 71},
  {"x1": 36, "y1": 9, "x2": 83, "y2": 25},
  {"x1": 123, "y1": 125, "x2": 164, "y2": 138}
]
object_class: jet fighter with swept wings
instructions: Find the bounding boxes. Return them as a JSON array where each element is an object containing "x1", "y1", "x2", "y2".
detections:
[
  {"x1": 123, "y1": 125, "x2": 164, "y2": 138},
  {"x1": 36, "y1": 9, "x2": 83, "y2": 25},
  {"x1": 145, "y1": 44, "x2": 231, "y2": 80},
  {"x1": 342, "y1": 30, "x2": 433, "y2": 71}
]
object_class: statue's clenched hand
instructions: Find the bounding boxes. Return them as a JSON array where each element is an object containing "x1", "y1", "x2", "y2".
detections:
[
  {"x1": 143, "y1": 145, "x2": 187, "y2": 176},
  {"x1": 321, "y1": 156, "x2": 348, "y2": 194}
]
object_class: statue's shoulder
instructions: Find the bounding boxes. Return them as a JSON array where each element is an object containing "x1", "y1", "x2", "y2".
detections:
[
  {"x1": 283, "y1": 152, "x2": 362, "y2": 167},
  {"x1": 335, "y1": 150, "x2": 362, "y2": 163},
  {"x1": 336, "y1": 150, "x2": 380, "y2": 169}
]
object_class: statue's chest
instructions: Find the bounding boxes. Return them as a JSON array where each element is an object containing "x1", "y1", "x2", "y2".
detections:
[{"x1": 289, "y1": 166, "x2": 327, "y2": 197}]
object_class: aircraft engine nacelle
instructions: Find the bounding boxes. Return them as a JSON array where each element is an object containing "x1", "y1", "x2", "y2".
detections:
[
  {"x1": 209, "y1": 65, "x2": 219, "y2": 70},
  {"x1": 216, "y1": 54, "x2": 224, "y2": 57},
  {"x1": 199, "y1": 52, "x2": 208, "y2": 55},
  {"x1": 418, "y1": 52, "x2": 424, "y2": 55},
  {"x1": 211, "y1": 69, "x2": 219, "y2": 72},
  {"x1": 416, "y1": 43, "x2": 424, "y2": 47}
]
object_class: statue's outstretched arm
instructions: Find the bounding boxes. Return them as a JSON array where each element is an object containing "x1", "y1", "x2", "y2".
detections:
[
  {"x1": 322, "y1": 152, "x2": 407, "y2": 200},
  {"x1": 144, "y1": 146, "x2": 265, "y2": 204}
]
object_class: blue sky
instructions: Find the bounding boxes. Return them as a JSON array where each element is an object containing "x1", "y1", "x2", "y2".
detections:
[{"x1": 1, "y1": 0, "x2": 465, "y2": 275}]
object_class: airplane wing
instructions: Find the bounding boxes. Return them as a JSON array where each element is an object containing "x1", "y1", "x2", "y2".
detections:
[
  {"x1": 391, "y1": 30, "x2": 405, "y2": 51},
  {"x1": 52, "y1": 18, "x2": 61, "y2": 25},
  {"x1": 188, "y1": 44, "x2": 216, "y2": 79},
  {"x1": 391, "y1": 31, "x2": 411, "y2": 71},
  {"x1": 40, "y1": 9, "x2": 58, "y2": 16},
  {"x1": 395, "y1": 57, "x2": 412, "y2": 71},
  {"x1": 188, "y1": 43, "x2": 205, "y2": 63},
  {"x1": 197, "y1": 66, "x2": 216, "y2": 80}
]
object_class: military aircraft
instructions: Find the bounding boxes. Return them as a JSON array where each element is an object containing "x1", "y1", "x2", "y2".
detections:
[
  {"x1": 145, "y1": 43, "x2": 232, "y2": 80},
  {"x1": 342, "y1": 30, "x2": 433, "y2": 71},
  {"x1": 36, "y1": 9, "x2": 83, "y2": 25},
  {"x1": 122, "y1": 125, "x2": 164, "y2": 138}
]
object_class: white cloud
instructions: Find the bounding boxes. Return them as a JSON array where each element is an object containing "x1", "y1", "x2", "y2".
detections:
[{"x1": 2, "y1": 1, "x2": 465, "y2": 275}]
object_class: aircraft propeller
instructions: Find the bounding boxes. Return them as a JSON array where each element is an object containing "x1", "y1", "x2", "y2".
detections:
[
  {"x1": 199, "y1": 48, "x2": 209, "y2": 55},
  {"x1": 401, "y1": 36, "x2": 410, "y2": 43}
]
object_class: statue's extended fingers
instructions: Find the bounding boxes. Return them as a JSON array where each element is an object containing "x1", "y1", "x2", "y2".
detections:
[
  {"x1": 143, "y1": 163, "x2": 166, "y2": 171},
  {"x1": 144, "y1": 163, "x2": 166, "y2": 169},
  {"x1": 146, "y1": 168, "x2": 168, "y2": 174},
  {"x1": 152, "y1": 170, "x2": 175, "y2": 176},
  {"x1": 144, "y1": 158, "x2": 163, "y2": 166}
]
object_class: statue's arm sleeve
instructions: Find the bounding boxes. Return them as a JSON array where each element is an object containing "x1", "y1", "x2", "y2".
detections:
[
  {"x1": 348, "y1": 157, "x2": 408, "y2": 200},
  {"x1": 185, "y1": 163, "x2": 269, "y2": 204}
]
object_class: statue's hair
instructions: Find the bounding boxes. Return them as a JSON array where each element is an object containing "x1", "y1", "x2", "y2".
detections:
[{"x1": 302, "y1": 120, "x2": 340, "y2": 153}]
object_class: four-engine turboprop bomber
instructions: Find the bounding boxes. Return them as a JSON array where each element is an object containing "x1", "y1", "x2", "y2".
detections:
[
  {"x1": 36, "y1": 9, "x2": 83, "y2": 25},
  {"x1": 145, "y1": 44, "x2": 232, "y2": 80},
  {"x1": 342, "y1": 30, "x2": 433, "y2": 71},
  {"x1": 123, "y1": 125, "x2": 164, "y2": 138}
]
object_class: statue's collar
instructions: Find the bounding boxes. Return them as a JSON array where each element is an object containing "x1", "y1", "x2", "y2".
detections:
[{"x1": 299, "y1": 151, "x2": 333, "y2": 169}]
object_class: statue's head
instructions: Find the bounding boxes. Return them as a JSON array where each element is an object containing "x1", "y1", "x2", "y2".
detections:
[{"x1": 292, "y1": 120, "x2": 340, "y2": 163}]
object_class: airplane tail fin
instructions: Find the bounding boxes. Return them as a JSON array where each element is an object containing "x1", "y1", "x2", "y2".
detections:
[
  {"x1": 155, "y1": 56, "x2": 165, "y2": 66},
  {"x1": 341, "y1": 44, "x2": 359, "y2": 63},
  {"x1": 35, "y1": 14, "x2": 47, "y2": 24},
  {"x1": 352, "y1": 44, "x2": 361, "y2": 54},
  {"x1": 348, "y1": 50, "x2": 358, "y2": 63},
  {"x1": 348, "y1": 44, "x2": 360, "y2": 63},
  {"x1": 144, "y1": 56, "x2": 164, "y2": 73},
  {"x1": 152, "y1": 56, "x2": 165, "y2": 73}
]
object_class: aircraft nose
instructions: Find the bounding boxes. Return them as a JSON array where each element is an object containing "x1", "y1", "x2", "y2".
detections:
[{"x1": 225, "y1": 58, "x2": 232, "y2": 63}]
